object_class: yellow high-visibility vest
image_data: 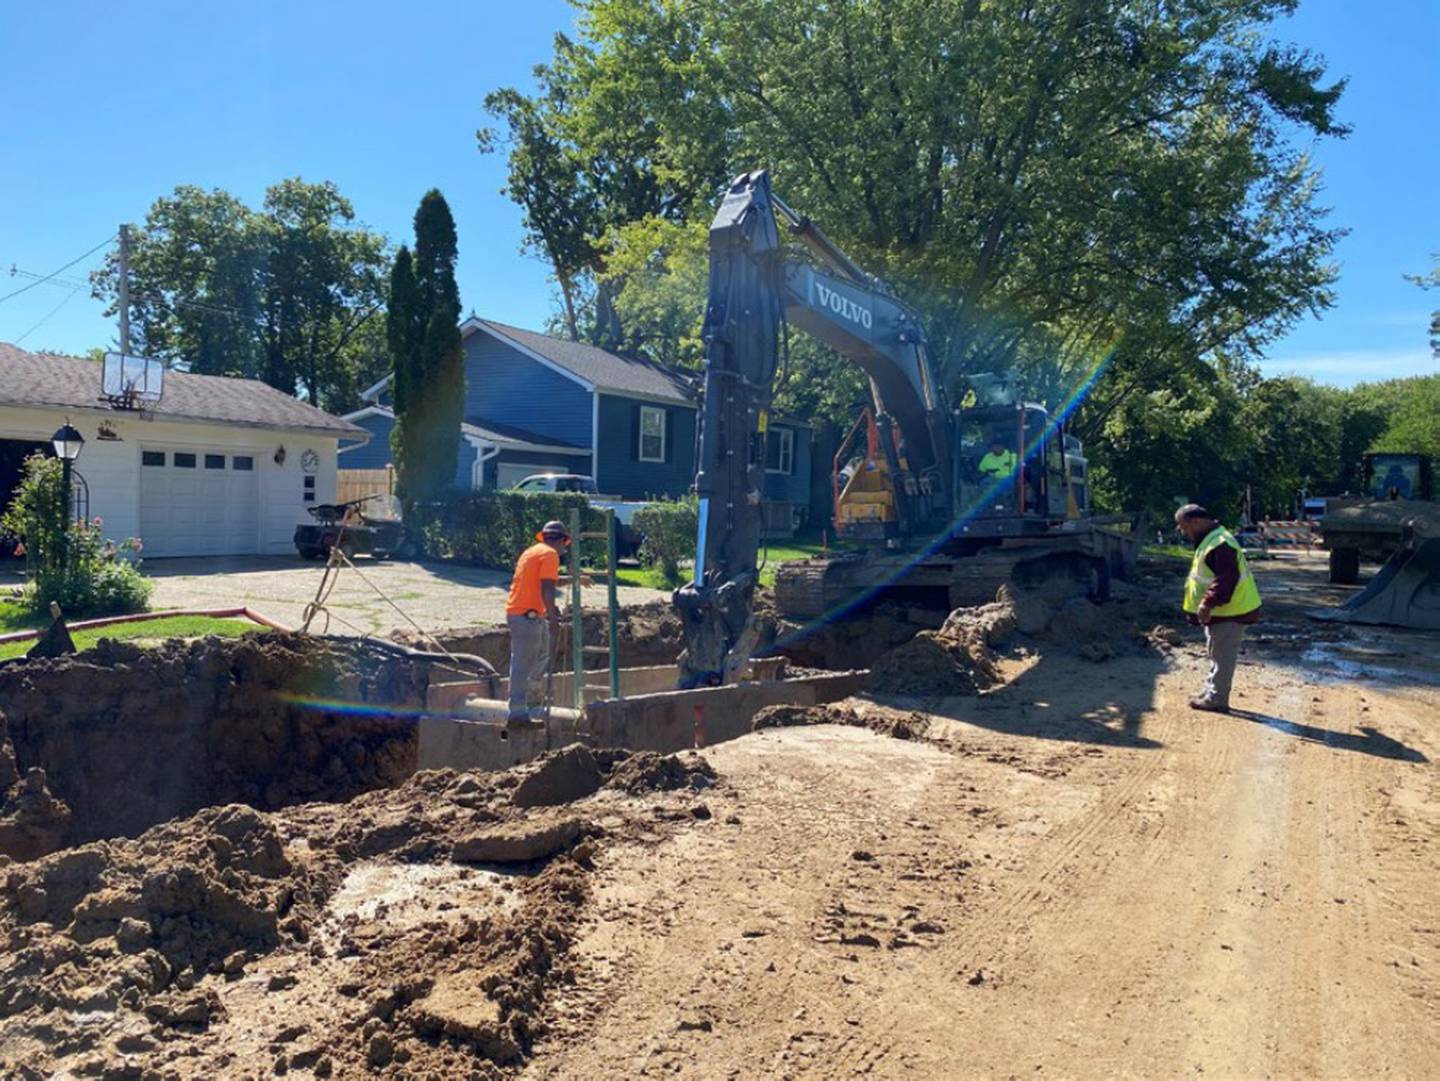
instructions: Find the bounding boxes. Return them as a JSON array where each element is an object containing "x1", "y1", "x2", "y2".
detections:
[{"x1": 1183, "y1": 526, "x2": 1262, "y2": 617}]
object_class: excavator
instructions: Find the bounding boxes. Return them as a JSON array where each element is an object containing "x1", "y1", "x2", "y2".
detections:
[{"x1": 674, "y1": 171, "x2": 1142, "y2": 687}]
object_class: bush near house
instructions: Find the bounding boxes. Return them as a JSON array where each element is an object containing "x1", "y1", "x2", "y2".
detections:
[
  {"x1": 409, "y1": 490, "x2": 604, "y2": 568},
  {"x1": 632, "y1": 496, "x2": 699, "y2": 587},
  {"x1": 2, "y1": 454, "x2": 153, "y2": 616}
]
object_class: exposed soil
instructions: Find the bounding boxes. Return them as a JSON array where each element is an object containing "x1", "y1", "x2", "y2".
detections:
[
  {"x1": 521, "y1": 554, "x2": 1440, "y2": 1079},
  {"x1": 0, "y1": 635, "x2": 454, "y2": 861},
  {"x1": 4, "y1": 552, "x2": 1438, "y2": 1078},
  {"x1": 0, "y1": 745, "x2": 718, "y2": 1078}
]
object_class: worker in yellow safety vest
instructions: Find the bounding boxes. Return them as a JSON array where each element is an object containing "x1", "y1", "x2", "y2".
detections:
[
  {"x1": 978, "y1": 440, "x2": 1017, "y2": 481},
  {"x1": 1175, "y1": 504, "x2": 1262, "y2": 713}
]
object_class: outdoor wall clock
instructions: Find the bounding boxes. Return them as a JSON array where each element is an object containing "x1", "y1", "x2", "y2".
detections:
[{"x1": 301, "y1": 449, "x2": 319, "y2": 474}]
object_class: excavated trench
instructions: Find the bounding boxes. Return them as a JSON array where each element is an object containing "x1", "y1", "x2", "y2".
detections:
[
  {"x1": 0, "y1": 597, "x2": 946, "y2": 866},
  {"x1": 0, "y1": 634, "x2": 453, "y2": 863}
]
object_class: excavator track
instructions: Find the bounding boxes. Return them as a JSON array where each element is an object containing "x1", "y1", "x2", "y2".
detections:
[{"x1": 772, "y1": 541, "x2": 1114, "y2": 621}]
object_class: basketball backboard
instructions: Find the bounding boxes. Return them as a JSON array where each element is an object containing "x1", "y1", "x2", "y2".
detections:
[{"x1": 102, "y1": 352, "x2": 164, "y2": 405}]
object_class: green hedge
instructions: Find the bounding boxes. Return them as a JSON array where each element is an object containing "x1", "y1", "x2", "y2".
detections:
[
  {"x1": 410, "y1": 491, "x2": 606, "y2": 568},
  {"x1": 632, "y1": 496, "x2": 699, "y2": 586}
]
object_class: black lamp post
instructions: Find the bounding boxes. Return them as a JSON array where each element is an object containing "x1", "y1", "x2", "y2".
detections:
[{"x1": 51, "y1": 422, "x2": 84, "y2": 546}]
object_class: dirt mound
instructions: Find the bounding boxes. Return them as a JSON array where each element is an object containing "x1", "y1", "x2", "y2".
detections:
[
  {"x1": 866, "y1": 600, "x2": 1009, "y2": 697},
  {"x1": 0, "y1": 742, "x2": 714, "y2": 1077},
  {"x1": 604, "y1": 750, "x2": 717, "y2": 794},
  {"x1": 753, "y1": 703, "x2": 932, "y2": 741},
  {"x1": 0, "y1": 634, "x2": 440, "y2": 861}
]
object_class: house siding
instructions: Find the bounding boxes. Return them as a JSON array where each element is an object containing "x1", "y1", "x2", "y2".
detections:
[
  {"x1": 340, "y1": 410, "x2": 476, "y2": 489},
  {"x1": 464, "y1": 331, "x2": 593, "y2": 449},
  {"x1": 340, "y1": 414, "x2": 393, "y2": 469},
  {"x1": 763, "y1": 423, "x2": 812, "y2": 505},
  {"x1": 594, "y1": 393, "x2": 697, "y2": 500}
]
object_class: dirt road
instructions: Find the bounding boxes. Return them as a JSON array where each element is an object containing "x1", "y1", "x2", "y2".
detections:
[{"x1": 528, "y1": 557, "x2": 1440, "y2": 1079}]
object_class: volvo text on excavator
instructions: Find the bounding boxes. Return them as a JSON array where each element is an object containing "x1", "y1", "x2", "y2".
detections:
[{"x1": 674, "y1": 171, "x2": 1141, "y2": 687}]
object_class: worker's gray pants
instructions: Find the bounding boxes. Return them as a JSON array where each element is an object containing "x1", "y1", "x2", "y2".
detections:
[
  {"x1": 1201, "y1": 621, "x2": 1246, "y2": 709},
  {"x1": 507, "y1": 615, "x2": 549, "y2": 721}
]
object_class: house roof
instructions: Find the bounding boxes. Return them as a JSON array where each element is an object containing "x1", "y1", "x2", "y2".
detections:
[
  {"x1": 0, "y1": 344, "x2": 365, "y2": 438},
  {"x1": 468, "y1": 318, "x2": 697, "y2": 404},
  {"x1": 341, "y1": 404, "x2": 588, "y2": 456}
]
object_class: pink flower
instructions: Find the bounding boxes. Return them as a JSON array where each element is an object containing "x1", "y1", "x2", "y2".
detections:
[{"x1": 92, "y1": 516, "x2": 103, "y2": 527}]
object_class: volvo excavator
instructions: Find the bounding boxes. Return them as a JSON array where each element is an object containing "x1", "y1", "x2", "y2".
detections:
[{"x1": 675, "y1": 171, "x2": 1141, "y2": 687}]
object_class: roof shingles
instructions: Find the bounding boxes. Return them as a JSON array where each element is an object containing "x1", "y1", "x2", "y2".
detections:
[
  {"x1": 473, "y1": 319, "x2": 697, "y2": 404},
  {"x1": 0, "y1": 344, "x2": 364, "y2": 437}
]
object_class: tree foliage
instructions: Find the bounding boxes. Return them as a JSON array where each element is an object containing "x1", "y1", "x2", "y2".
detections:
[
  {"x1": 90, "y1": 180, "x2": 390, "y2": 412},
  {"x1": 389, "y1": 191, "x2": 466, "y2": 504},
  {"x1": 484, "y1": 0, "x2": 1347, "y2": 432},
  {"x1": 1404, "y1": 253, "x2": 1440, "y2": 360}
]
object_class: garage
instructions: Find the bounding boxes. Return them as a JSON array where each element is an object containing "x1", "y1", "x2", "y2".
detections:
[
  {"x1": 495, "y1": 460, "x2": 575, "y2": 490},
  {"x1": 139, "y1": 448, "x2": 261, "y2": 557},
  {"x1": 0, "y1": 343, "x2": 365, "y2": 558}
]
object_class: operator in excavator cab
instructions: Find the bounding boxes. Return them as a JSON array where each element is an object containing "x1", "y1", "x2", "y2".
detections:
[{"x1": 978, "y1": 439, "x2": 1018, "y2": 482}]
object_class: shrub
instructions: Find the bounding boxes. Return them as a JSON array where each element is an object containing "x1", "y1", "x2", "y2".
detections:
[
  {"x1": 1, "y1": 454, "x2": 153, "y2": 616},
  {"x1": 632, "y1": 496, "x2": 698, "y2": 587},
  {"x1": 409, "y1": 490, "x2": 604, "y2": 567}
]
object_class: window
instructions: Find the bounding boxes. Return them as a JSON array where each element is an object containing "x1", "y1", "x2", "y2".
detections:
[
  {"x1": 233, "y1": 456, "x2": 254, "y2": 471},
  {"x1": 303, "y1": 475, "x2": 316, "y2": 503},
  {"x1": 766, "y1": 428, "x2": 795, "y2": 475},
  {"x1": 174, "y1": 452, "x2": 196, "y2": 468},
  {"x1": 638, "y1": 405, "x2": 666, "y2": 462},
  {"x1": 204, "y1": 454, "x2": 225, "y2": 469},
  {"x1": 142, "y1": 451, "x2": 165, "y2": 467}
]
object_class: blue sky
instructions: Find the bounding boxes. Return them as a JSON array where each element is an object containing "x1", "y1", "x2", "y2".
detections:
[{"x1": 0, "y1": 0, "x2": 1434, "y2": 389}]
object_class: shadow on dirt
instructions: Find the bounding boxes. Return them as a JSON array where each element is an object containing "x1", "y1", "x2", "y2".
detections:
[{"x1": 1230, "y1": 708, "x2": 1429, "y2": 763}]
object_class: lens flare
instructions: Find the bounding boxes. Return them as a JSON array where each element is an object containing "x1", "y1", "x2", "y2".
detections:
[{"x1": 766, "y1": 339, "x2": 1120, "y2": 652}]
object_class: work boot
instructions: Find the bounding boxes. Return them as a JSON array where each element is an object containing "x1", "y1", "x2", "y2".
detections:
[{"x1": 1188, "y1": 698, "x2": 1229, "y2": 714}]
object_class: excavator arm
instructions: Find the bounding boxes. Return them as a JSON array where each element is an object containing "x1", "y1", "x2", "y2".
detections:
[{"x1": 675, "y1": 170, "x2": 951, "y2": 687}]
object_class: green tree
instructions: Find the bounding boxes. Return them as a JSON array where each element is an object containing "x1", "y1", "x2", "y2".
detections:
[
  {"x1": 390, "y1": 191, "x2": 465, "y2": 503},
  {"x1": 91, "y1": 180, "x2": 390, "y2": 411},
  {"x1": 486, "y1": 0, "x2": 1347, "y2": 430},
  {"x1": 1404, "y1": 254, "x2": 1440, "y2": 360}
]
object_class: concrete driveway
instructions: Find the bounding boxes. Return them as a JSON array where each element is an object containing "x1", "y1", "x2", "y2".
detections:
[{"x1": 145, "y1": 556, "x2": 666, "y2": 637}]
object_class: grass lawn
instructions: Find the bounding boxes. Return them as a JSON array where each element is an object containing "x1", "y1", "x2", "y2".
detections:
[
  {"x1": 602, "y1": 534, "x2": 835, "y2": 592},
  {"x1": 0, "y1": 605, "x2": 265, "y2": 661},
  {"x1": 1144, "y1": 543, "x2": 1193, "y2": 561}
]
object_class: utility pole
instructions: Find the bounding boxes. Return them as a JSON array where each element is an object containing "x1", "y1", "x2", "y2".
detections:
[{"x1": 118, "y1": 224, "x2": 131, "y2": 356}]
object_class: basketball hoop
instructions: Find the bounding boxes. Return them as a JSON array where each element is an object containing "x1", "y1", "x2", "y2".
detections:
[{"x1": 99, "y1": 352, "x2": 163, "y2": 412}]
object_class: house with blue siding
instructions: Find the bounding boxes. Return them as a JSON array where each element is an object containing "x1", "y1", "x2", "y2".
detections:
[{"x1": 342, "y1": 316, "x2": 812, "y2": 526}]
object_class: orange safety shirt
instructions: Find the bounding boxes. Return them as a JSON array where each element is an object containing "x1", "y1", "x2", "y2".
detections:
[{"x1": 506, "y1": 542, "x2": 560, "y2": 617}]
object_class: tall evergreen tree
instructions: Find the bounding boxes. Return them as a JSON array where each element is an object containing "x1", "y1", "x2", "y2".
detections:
[{"x1": 390, "y1": 192, "x2": 465, "y2": 502}]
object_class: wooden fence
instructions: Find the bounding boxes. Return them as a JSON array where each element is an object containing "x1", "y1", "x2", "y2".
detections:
[{"x1": 337, "y1": 467, "x2": 394, "y2": 505}]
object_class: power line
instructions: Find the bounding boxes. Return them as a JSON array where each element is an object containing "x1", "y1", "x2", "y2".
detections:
[
  {"x1": 0, "y1": 236, "x2": 114, "y2": 306},
  {"x1": 14, "y1": 284, "x2": 84, "y2": 345}
]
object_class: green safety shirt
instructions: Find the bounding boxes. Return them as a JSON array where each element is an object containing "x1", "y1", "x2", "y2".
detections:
[{"x1": 979, "y1": 449, "x2": 1017, "y2": 478}]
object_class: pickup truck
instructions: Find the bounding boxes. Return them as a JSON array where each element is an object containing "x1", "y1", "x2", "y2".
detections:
[{"x1": 508, "y1": 474, "x2": 651, "y2": 553}]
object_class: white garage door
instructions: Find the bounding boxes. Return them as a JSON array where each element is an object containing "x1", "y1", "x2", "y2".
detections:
[{"x1": 140, "y1": 448, "x2": 260, "y2": 557}]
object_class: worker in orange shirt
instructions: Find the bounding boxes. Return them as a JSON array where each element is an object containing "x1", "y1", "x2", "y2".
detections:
[{"x1": 506, "y1": 519, "x2": 570, "y2": 723}]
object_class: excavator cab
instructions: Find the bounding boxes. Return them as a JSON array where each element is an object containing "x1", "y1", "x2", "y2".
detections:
[{"x1": 952, "y1": 404, "x2": 1076, "y2": 532}]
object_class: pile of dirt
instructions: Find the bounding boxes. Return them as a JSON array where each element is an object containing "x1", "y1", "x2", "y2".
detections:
[
  {"x1": 0, "y1": 744, "x2": 712, "y2": 1078},
  {"x1": 866, "y1": 600, "x2": 1010, "y2": 696},
  {"x1": 866, "y1": 582, "x2": 1177, "y2": 697},
  {"x1": 753, "y1": 702, "x2": 932, "y2": 741},
  {"x1": 0, "y1": 634, "x2": 441, "y2": 861},
  {"x1": 761, "y1": 598, "x2": 941, "y2": 671},
  {"x1": 603, "y1": 750, "x2": 717, "y2": 794}
]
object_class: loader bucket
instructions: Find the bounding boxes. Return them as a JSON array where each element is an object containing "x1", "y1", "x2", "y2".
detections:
[{"x1": 1309, "y1": 532, "x2": 1440, "y2": 631}]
